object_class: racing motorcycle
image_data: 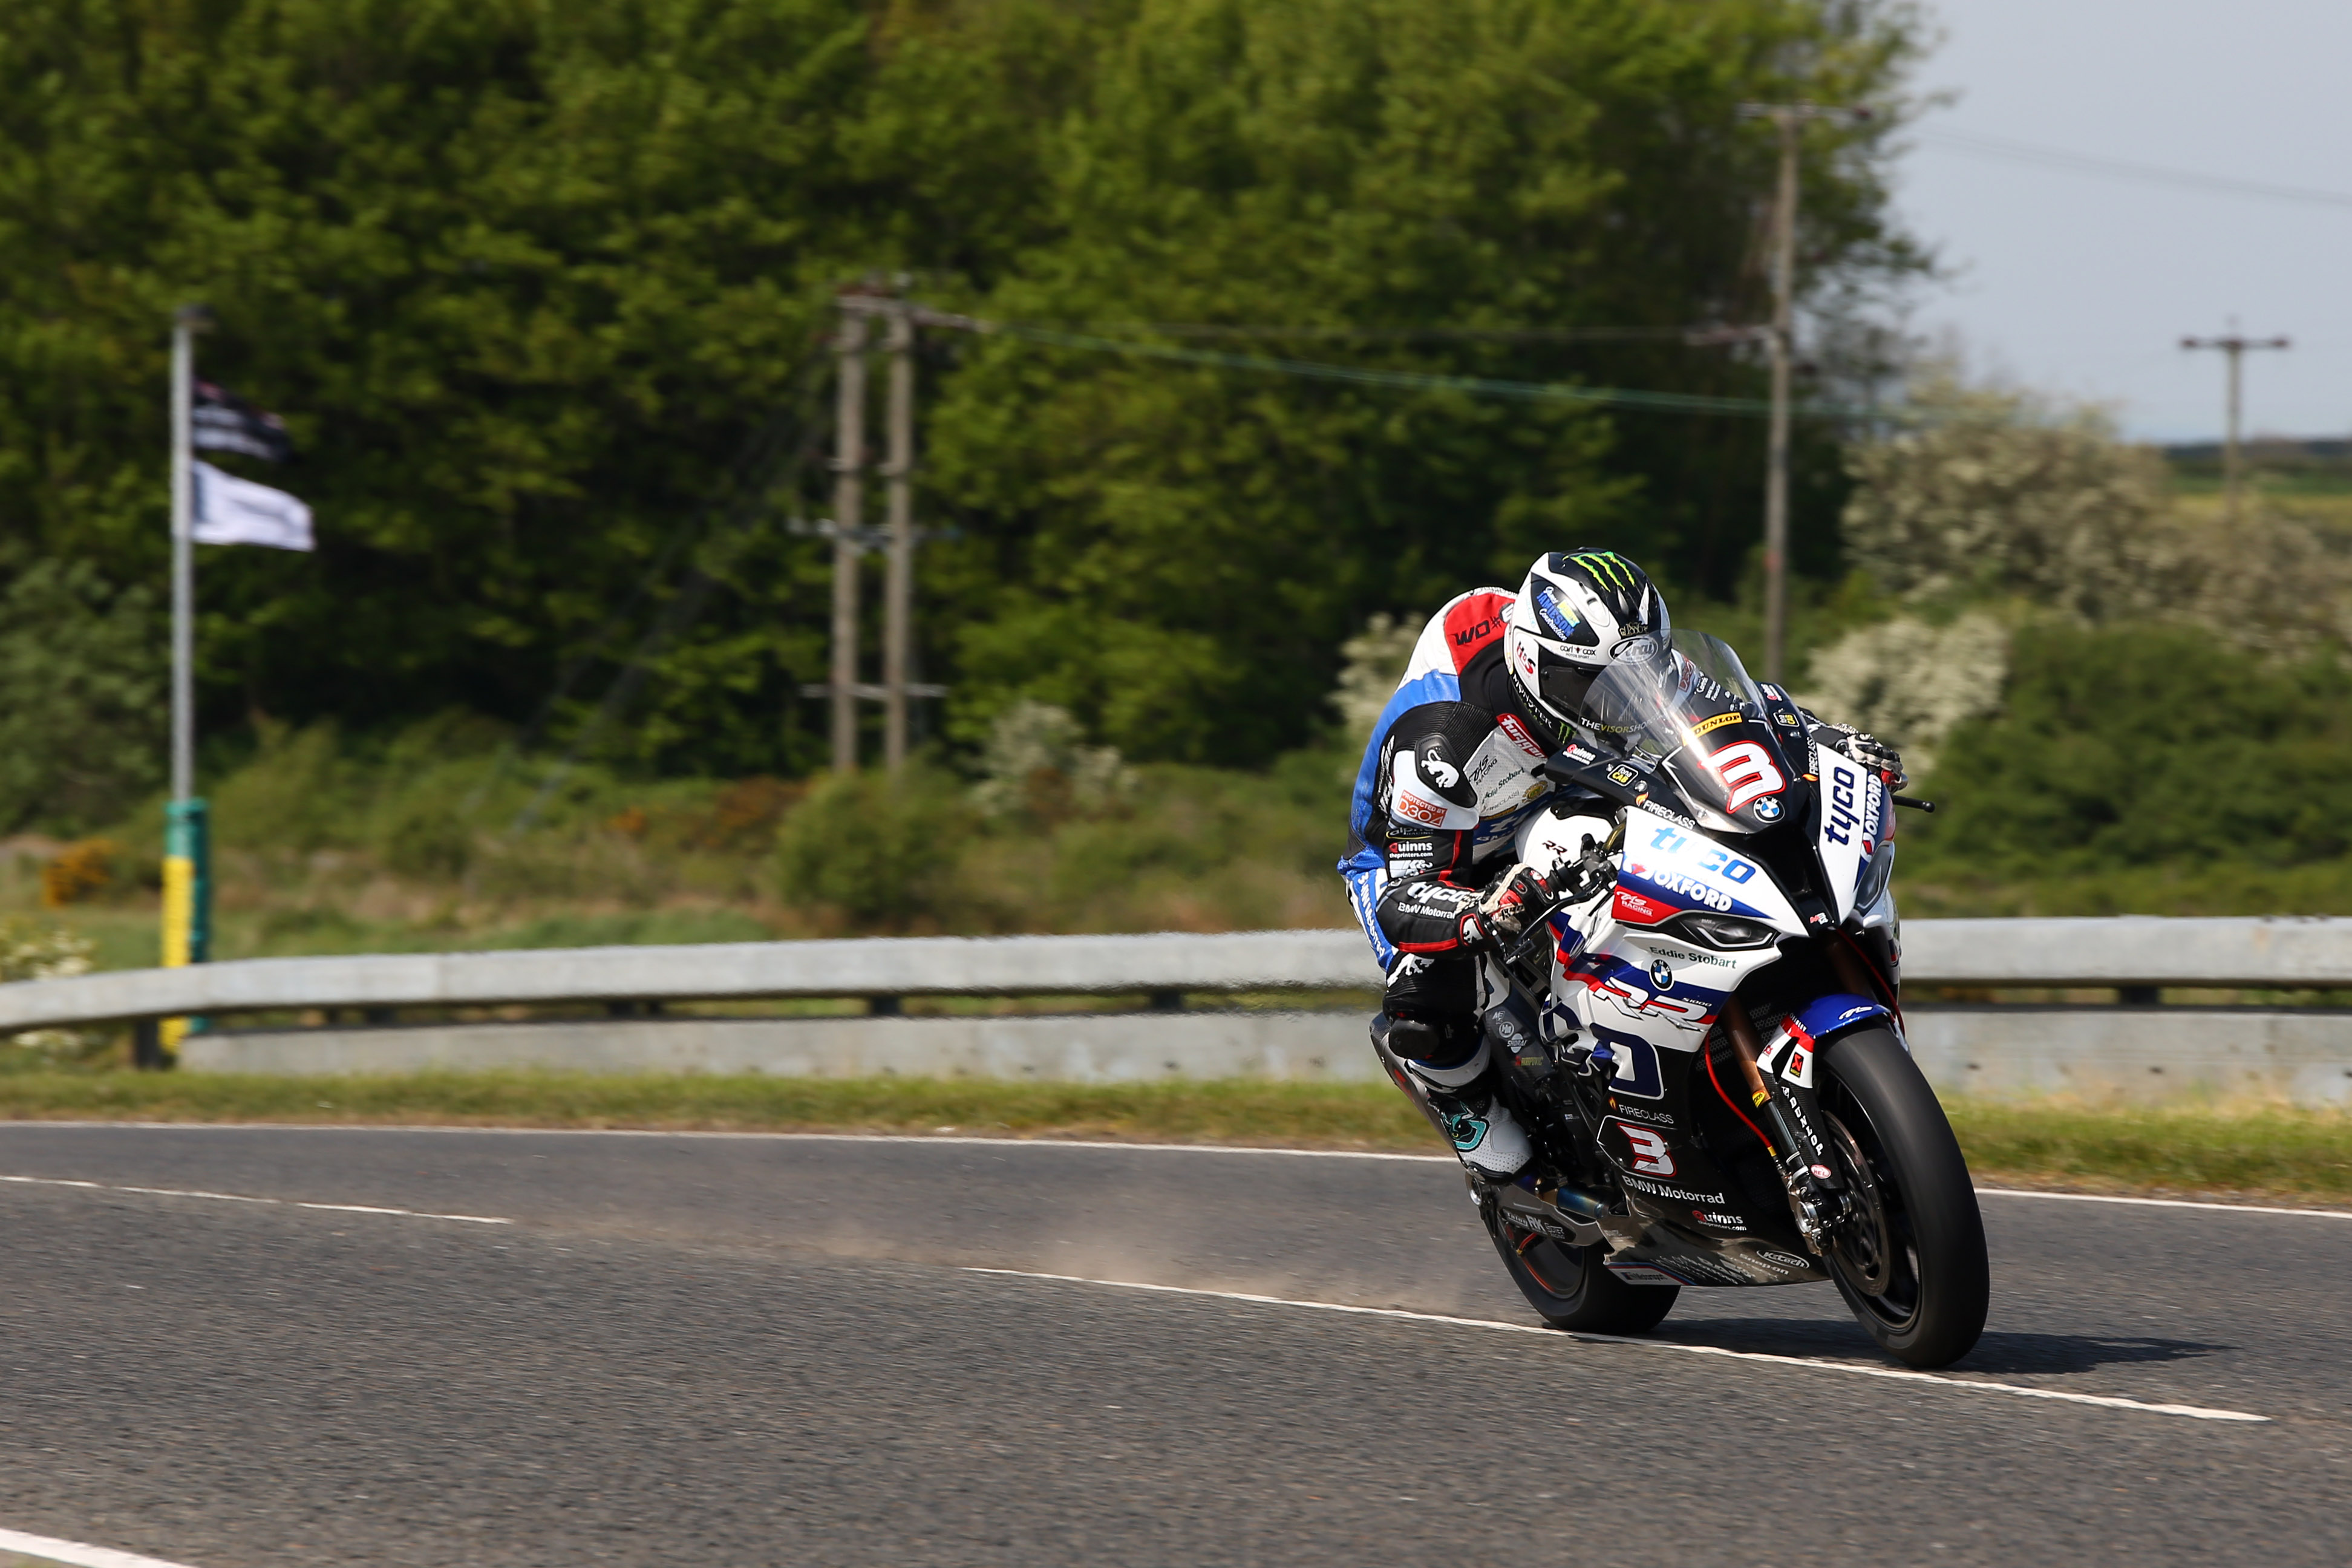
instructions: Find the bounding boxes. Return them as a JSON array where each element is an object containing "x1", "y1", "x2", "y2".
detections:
[{"x1": 1374, "y1": 631, "x2": 1989, "y2": 1369}]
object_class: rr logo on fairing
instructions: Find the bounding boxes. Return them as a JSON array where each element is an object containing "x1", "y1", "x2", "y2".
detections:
[{"x1": 1584, "y1": 972, "x2": 1714, "y2": 1031}]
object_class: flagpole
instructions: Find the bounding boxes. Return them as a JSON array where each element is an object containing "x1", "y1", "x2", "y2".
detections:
[
  {"x1": 159, "y1": 304, "x2": 212, "y2": 1067},
  {"x1": 170, "y1": 309, "x2": 198, "y2": 803}
]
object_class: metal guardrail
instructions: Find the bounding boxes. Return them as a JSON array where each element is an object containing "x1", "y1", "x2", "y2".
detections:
[
  {"x1": 0, "y1": 930, "x2": 1381, "y2": 1035},
  {"x1": 4, "y1": 917, "x2": 2351, "y2": 1036}
]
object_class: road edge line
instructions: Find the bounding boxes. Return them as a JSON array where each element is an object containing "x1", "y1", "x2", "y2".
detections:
[{"x1": 964, "y1": 1267, "x2": 2271, "y2": 1425}]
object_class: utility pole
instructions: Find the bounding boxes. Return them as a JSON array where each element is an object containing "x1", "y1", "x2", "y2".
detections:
[
  {"x1": 881, "y1": 301, "x2": 916, "y2": 775},
  {"x1": 828, "y1": 307, "x2": 869, "y2": 773},
  {"x1": 803, "y1": 290, "x2": 949, "y2": 775},
  {"x1": 2181, "y1": 325, "x2": 2290, "y2": 525},
  {"x1": 1736, "y1": 101, "x2": 1868, "y2": 685}
]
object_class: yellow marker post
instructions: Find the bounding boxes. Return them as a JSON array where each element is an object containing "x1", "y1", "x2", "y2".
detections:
[{"x1": 158, "y1": 798, "x2": 209, "y2": 1059}]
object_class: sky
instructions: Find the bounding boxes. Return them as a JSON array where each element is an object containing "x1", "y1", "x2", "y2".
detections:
[{"x1": 1892, "y1": 0, "x2": 2352, "y2": 441}]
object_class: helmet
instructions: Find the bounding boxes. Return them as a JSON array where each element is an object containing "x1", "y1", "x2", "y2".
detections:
[{"x1": 1503, "y1": 550, "x2": 1670, "y2": 730}]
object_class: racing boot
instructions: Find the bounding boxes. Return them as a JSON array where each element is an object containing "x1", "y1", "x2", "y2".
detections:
[{"x1": 1385, "y1": 1017, "x2": 1533, "y2": 1181}]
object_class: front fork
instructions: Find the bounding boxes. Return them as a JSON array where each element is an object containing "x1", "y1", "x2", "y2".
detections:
[{"x1": 1717, "y1": 1002, "x2": 1847, "y2": 1255}]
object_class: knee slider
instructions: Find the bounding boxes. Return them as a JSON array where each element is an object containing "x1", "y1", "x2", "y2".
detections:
[{"x1": 1384, "y1": 1012, "x2": 1480, "y2": 1071}]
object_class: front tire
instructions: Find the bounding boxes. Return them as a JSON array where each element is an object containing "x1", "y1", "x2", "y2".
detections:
[
  {"x1": 1817, "y1": 1025, "x2": 1989, "y2": 1368},
  {"x1": 1480, "y1": 1201, "x2": 1679, "y2": 1334}
]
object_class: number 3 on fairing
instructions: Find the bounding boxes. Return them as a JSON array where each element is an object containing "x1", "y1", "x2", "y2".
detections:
[
  {"x1": 1622, "y1": 1125, "x2": 1676, "y2": 1175},
  {"x1": 1708, "y1": 741, "x2": 1786, "y2": 813},
  {"x1": 1601, "y1": 1115, "x2": 1678, "y2": 1177}
]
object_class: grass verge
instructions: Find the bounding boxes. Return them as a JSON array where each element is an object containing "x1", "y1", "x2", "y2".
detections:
[
  {"x1": 0, "y1": 1073, "x2": 2344, "y2": 1206},
  {"x1": 0, "y1": 1071, "x2": 1439, "y2": 1150},
  {"x1": 1943, "y1": 1099, "x2": 2352, "y2": 1206}
]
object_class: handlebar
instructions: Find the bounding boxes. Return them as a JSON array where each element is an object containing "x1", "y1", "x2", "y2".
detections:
[{"x1": 1892, "y1": 794, "x2": 1936, "y2": 813}]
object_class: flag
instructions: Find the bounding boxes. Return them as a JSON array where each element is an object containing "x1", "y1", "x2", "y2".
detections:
[
  {"x1": 192, "y1": 380, "x2": 293, "y2": 463},
  {"x1": 192, "y1": 460, "x2": 313, "y2": 551}
]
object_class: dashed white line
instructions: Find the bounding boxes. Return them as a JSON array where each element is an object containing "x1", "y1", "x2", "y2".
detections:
[
  {"x1": 966, "y1": 1267, "x2": 2272, "y2": 1425},
  {"x1": 0, "y1": 1174, "x2": 509, "y2": 1226},
  {"x1": 4, "y1": 1124, "x2": 2348, "y2": 1218},
  {"x1": 0, "y1": 1524, "x2": 205, "y2": 1568}
]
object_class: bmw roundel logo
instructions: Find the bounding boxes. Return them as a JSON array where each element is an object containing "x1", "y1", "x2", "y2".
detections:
[
  {"x1": 1751, "y1": 796, "x2": 1783, "y2": 822},
  {"x1": 1649, "y1": 958, "x2": 1674, "y2": 991}
]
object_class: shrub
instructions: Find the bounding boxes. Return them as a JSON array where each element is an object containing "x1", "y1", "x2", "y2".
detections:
[
  {"x1": 1905, "y1": 621, "x2": 2352, "y2": 875},
  {"x1": 774, "y1": 765, "x2": 978, "y2": 929}
]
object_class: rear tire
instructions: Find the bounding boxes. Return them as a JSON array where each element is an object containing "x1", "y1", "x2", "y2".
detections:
[
  {"x1": 1817, "y1": 1026, "x2": 1989, "y2": 1368},
  {"x1": 1480, "y1": 1200, "x2": 1679, "y2": 1334}
]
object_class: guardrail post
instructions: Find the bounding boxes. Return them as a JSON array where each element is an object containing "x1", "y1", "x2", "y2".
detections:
[{"x1": 131, "y1": 1019, "x2": 166, "y2": 1071}]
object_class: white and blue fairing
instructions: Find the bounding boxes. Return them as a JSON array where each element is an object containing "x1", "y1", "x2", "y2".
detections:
[{"x1": 1814, "y1": 745, "x2": 1891, "y2": 924}]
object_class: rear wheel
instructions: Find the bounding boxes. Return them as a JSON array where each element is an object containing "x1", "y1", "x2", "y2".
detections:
[
  {"x1": 1480, "y1": 1201, "x2": 1679, "y2": 1334},
  {"x1": 1817, "y1": 1026, "x2": 1989, "y2": 1368}
]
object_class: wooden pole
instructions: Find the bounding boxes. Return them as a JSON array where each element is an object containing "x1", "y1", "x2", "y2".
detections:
[
  {"x1": 882, "y1": 302, "x2": 916, "y2": 776},
  {"x1": 829, "y1": 307, "x2": 869, "y2": 773}
]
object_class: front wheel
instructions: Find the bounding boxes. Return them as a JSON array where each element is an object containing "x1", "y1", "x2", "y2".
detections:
[
  {"x1": 1817, "y1": 1025, "x2": 1989, "y2": 1368},
  {"x1": 1480, "y1": 1201, "x2": 1679, "y2": 1335}
]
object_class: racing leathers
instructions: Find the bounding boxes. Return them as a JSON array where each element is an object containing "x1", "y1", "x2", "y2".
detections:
[
  {"x1": 1338, "y1": 589, "x2": 1615, "y2": 1176},
  {"x1": 1338, "y1": 589, "x2": 1896, "y2": 1179}
]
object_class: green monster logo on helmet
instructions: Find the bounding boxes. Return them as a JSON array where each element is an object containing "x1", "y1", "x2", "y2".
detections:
[{"x1": 1567, "y1": 550, "x2": 1640, "y2": 592}]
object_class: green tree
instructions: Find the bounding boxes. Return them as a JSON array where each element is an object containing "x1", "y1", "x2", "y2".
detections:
[
  {"x1": 924, "y1": 0, "x2": 1924, "y2": 760},
  {"x1": 0, "y1": 0, "x2": 1922, "y2": 776},
  {"x1": 0, "y1": 0, "x2": 1092, "y2": 774},
  {"x1": 0, "y1": 561, "x2": 165, "y2": 832}
]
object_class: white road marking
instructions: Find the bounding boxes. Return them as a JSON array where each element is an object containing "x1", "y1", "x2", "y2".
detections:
[
  {"x1": 0, "y1": 1524, "x2": 206, "y2": 1568},
  {"x1": 0, "y1": 1174, "x2": 509, "y2": 1226},
  {"x1": 967, "y1": 1267, "x2": 2272, "y2": 1425},
  {"x1": 1977, "y1": 1187, "x2": 2352, "y2": 1221},
  {"x1": 4, "y1": 1124, "x2": 2348, "y2": 1218},
  {"x1": 0, "y1": 1122, "x2": 1460, "y2": 1161}
]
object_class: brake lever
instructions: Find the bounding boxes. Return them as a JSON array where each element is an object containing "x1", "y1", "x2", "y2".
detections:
[{"x1": 1892, "y1": 794, "x2": 1936, "y2": 813}]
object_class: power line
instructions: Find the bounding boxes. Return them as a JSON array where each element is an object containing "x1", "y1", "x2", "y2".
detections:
[
  {"x1": 923, "y1": 313, "x2": 1869, "y2": 420},
  {"x1": 1080, "y1": 322, "x2": 1726, "y2": 344},
  {"x1": 1915, "y1": 128, "x2": 2352, "y2": 211}
]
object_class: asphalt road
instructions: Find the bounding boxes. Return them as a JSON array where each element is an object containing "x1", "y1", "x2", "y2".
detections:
[{"x1": 0, "y1": 1124, "x2": 2344, "y2": 1567}]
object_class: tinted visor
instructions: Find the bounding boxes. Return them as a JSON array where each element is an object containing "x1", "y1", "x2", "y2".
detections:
[{"x1": 1532, "y1": 649, "x2": 1603, "y2": 719}]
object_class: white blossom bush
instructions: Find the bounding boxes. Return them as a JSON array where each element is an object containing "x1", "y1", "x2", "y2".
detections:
[
  {"x1": 1798, "y1": 611, "x2": 2010, "y2": 773},
  {"x1": 0, "y1": 918, "x2": 98, "y2": 1062},
  {"x1": 1328, "y1": 612, "x2": 1421, "y2": 747},
  {"x1": 1844, "y1": 373, "x2": 2352, "y2": 654},
  {"x1": 970, "y1": 701, "x2": 1133, "y2": 819}
]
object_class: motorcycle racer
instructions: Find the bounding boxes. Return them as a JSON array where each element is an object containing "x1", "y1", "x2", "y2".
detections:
[{"x1": 1339, "y1": 550, "x2": 1903, "y2": 1181}]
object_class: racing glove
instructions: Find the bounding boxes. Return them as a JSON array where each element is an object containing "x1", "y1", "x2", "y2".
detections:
[
  {"x1": 1472, "y1": 863, "x2": 1554, "y2": 948},
  {"x1": 1843, "y1": 731, "x2": 1908, "y2": 789}
]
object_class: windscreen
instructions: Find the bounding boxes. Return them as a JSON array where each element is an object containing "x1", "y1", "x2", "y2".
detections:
[{"x1": 1583, "y1": 631, "x2": 1797, "y2": 834}]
